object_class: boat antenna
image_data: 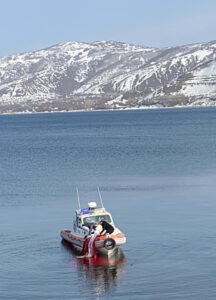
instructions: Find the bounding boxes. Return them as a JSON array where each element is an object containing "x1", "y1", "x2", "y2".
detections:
[
  {"x1": 76, "y1": 187, "x2": 81, "y2": 210},
  {"x1": 97, "y1": 186, "x2": 104, "y2": 208}
]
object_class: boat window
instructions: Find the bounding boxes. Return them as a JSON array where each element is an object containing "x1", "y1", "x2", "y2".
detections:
[{"x1": 83, "y1": 214, "x2": 111, "y2": 224}]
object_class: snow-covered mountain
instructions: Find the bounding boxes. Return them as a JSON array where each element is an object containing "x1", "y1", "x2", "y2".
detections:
[{"x1": 0, "y1": 40, "x2": 216, "y2": 113}]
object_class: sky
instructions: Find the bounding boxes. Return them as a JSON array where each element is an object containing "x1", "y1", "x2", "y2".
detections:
[{"x1": 1, "y1": 0, "x2": 216, "y2": 57}]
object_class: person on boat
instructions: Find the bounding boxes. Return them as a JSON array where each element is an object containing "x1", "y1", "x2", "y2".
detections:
[
  {"x1": 99, "y1": 220, "x2": 114, "y2": 235},
  {"x1": 85, "y1": 223, "x2": 102, "y2": 257},
  {"x1": 82, "y1": 224, "x2": 90, "y2": 238}
]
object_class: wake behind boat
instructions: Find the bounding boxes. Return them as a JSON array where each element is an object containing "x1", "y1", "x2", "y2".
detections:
[{"x1": 60, "y1": 188, "x2": 126, "y2": 257}]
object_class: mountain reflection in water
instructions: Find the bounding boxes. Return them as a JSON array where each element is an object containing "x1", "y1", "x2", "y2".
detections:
[{"x1": 61, "y1": 240, "x2": 125, "y2": 296}]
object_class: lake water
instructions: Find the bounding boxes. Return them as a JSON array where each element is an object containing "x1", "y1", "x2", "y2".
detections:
[{"x1": 1, "y1": 107, "x2": 216, "y2": 299}]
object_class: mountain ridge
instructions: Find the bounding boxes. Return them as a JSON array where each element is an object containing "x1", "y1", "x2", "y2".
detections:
[{"x1": 0, "y1": 39, "x2": 216, "y2": 113}]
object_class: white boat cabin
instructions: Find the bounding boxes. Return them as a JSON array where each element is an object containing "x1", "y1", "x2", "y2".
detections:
[{"x1": 72, "y1": 202, "x2": 115, "y2": 237}]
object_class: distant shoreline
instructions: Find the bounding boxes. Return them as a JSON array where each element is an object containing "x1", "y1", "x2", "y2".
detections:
[{"x1": 0, "y1": 104, "x2": 216, "y2": 116}]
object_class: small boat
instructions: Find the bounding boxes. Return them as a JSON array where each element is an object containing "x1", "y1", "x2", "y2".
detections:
[{"x1": 60, "y1": 188, "x2": 126, "y2": 257}]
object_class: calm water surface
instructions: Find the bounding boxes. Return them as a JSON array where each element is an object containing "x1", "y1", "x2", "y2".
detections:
[{"x1": 1, "y1": 107, "x2": 216, "y2": 299}]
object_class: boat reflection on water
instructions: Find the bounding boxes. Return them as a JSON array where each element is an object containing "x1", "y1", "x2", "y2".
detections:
[{"x1": 61, "y1": 240, "x2": 125, "y2": 295}]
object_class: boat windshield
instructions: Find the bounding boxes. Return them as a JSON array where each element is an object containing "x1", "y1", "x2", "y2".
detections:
[{"x1": 83, "y1": 214, "x2": 112, "y2": 224}]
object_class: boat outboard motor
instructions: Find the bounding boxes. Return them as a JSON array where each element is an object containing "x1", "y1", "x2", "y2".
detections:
[{"x1": 104, "y1": 238, "x2": 116, "y2": 250}]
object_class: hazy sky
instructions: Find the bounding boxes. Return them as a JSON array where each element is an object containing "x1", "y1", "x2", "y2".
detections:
[{"x1": 1, "y1": 0, "x2": 216, "y2": 57}]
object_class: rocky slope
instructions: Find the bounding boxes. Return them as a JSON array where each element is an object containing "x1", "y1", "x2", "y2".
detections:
[{"x1": 0, "y1": 40, "x2": 216, "y2": 113}]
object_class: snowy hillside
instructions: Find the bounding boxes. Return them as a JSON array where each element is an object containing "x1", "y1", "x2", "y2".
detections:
[{"x1": 0, "y1": 40, "x2": 216, "y2": 113}]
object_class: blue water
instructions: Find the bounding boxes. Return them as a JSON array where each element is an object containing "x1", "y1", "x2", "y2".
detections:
[{"x1": 1, "y1": 107, "x2": 216, "y2": 299}]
